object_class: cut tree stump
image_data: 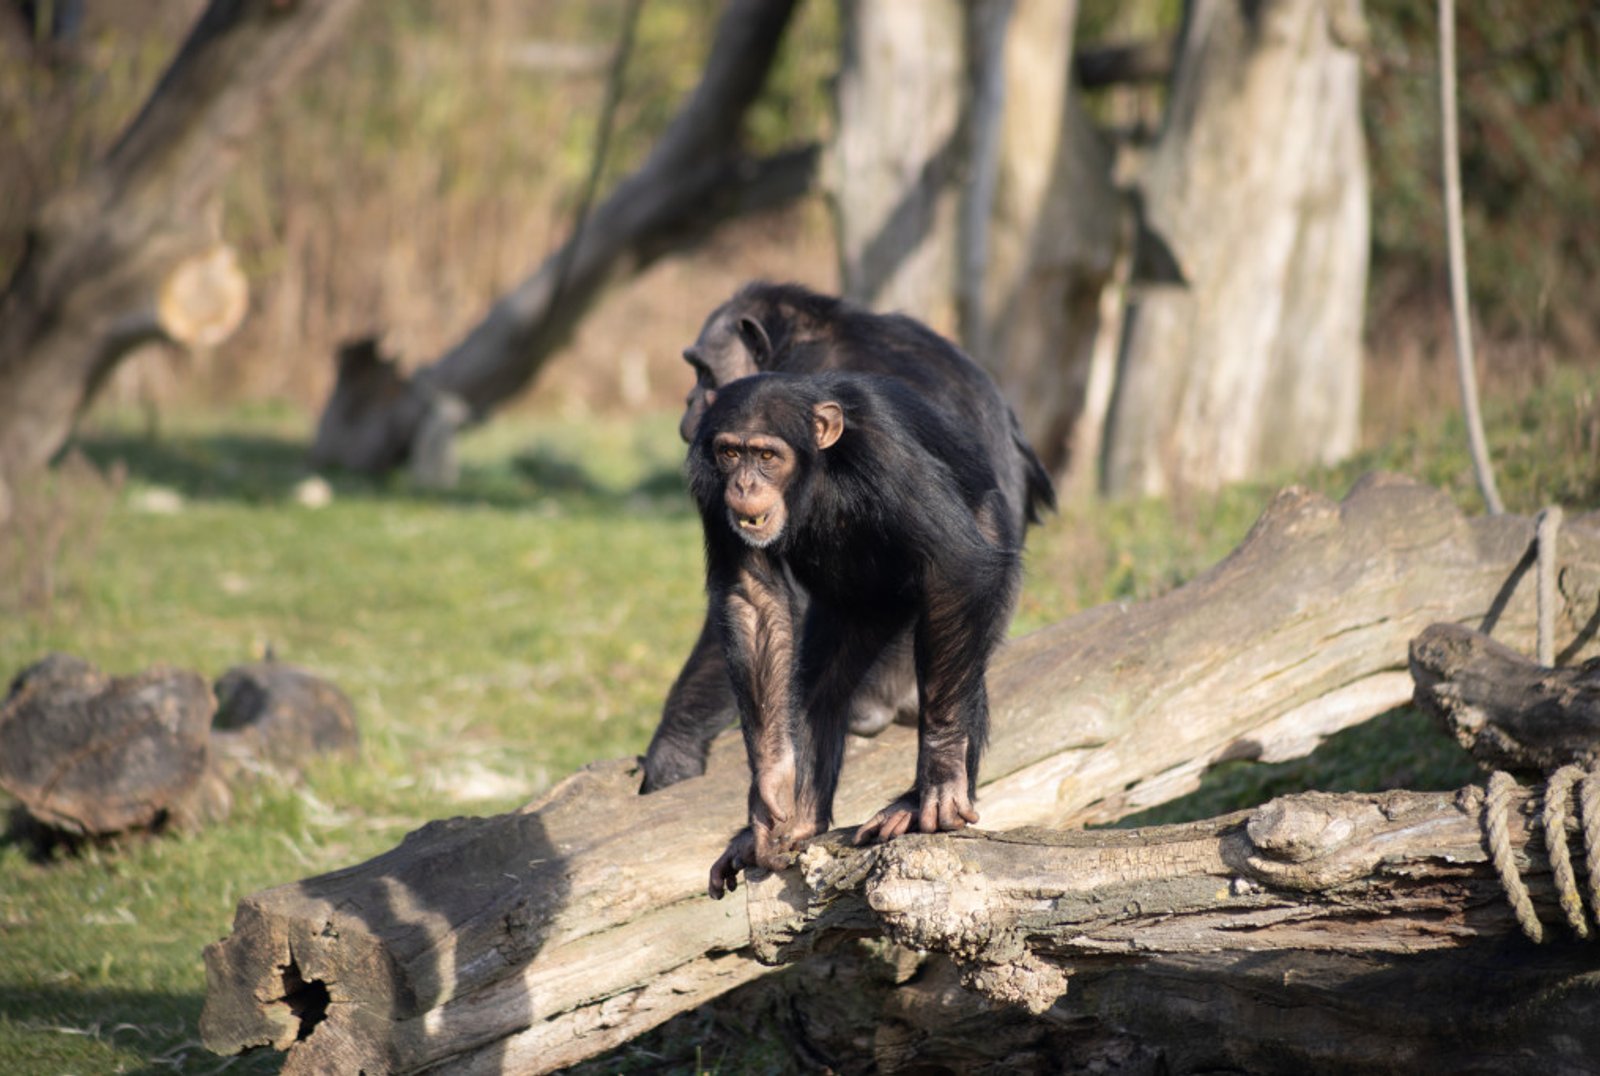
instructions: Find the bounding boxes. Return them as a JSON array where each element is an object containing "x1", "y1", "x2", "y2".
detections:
[
  {"x1": 1412, "y1": 621, "x2": 1600, "y2": 774},
  {"x1": 211, "y1": 660, "x2": 358, "y2": 776},
  {"x1": 199, "y1": 476, "x2": 1600, "y2": 1074},
  {"x1": 0, "y1": 654, "x2": 216, "y2": 835},
  {"x1": 0, "y1": 654, "x2": 361, "y2": 846}
]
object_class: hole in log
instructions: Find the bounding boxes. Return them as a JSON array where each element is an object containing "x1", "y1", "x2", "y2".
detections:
[{"x1": 279, "y1": 958, "x2": 330, "y2": 1042}]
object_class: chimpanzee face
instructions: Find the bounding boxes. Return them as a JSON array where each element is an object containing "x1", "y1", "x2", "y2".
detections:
[
  {"x1": 701, "y1": 398, "x2": 845, "y2": 550},
  {"x1": 712, "y1": 431, "x2": 796, "y2": 549}
]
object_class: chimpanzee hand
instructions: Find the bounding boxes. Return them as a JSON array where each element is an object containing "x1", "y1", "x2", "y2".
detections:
[{"x1": 854, "y1": 777, "x2": 979, "y2": 845}]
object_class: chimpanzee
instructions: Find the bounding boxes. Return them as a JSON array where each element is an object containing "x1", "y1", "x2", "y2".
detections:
[
  {"x1": 692, "y1": 371, "x2": 1020, "y2": 899},
  {"x1": 640, "y1": 282, "x2": 1053, "y2": 793}
]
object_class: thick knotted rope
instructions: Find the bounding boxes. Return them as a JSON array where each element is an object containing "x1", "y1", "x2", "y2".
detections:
[{"x1": 1481, "y1": 766, "x2": 1600, "y2": 943}]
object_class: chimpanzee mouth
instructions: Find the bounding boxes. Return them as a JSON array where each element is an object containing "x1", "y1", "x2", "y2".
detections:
[{"x1": 738, "y1": 514, "x2": 768, "y2": 529}]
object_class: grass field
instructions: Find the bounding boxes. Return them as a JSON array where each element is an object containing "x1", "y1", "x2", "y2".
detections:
[{"x1": 0, "y1": 366, "x2": 1595, "y2": 1074}]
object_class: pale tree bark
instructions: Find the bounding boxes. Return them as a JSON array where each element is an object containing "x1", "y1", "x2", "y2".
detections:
[
  {"x1": 1103, "y1": 0, "x2": 1370, "y2": 497},
  {"x1": 829, "y1": 0, "x2": 965, "y2": 328},
  {"x1": 309, "y1": 0, "x2": 816, "y2": 481},
  {"x1": 971, "y1": 0, "x2": 1121, "y2": 481},
  {"x1": 0, "y1": 0, "x2": 361, "y2": 516},
  {"x1": 199, "y1": 476, "x2": 1600, "y2": 1073}
]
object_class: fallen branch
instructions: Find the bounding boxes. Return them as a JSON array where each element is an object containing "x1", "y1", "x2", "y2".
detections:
[
  {"x1": 1412, "y1": 621, "x2": 1600, "y2": 773},
  {"x1": 309, "y1": 0, "x2": 818, "y2": 481}
]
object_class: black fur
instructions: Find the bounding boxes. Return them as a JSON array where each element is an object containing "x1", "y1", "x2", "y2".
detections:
[
  {"x1": 643, "y1": 282, "x2": 1052, "y2": 793},
  {"x1": 694, "y1": 373, "x2": 1020, "y2": 897}
]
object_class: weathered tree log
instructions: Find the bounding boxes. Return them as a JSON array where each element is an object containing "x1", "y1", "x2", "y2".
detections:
[
  {"x1": 747, "y1": 786, "x2": 1586, "y2": 990},
  {"x1": 309, "y1": 0, "x2": 817, "y2": 482},
  {"x1": 748, "y1": 781, "x2": 1600, "y2": 1074},
  {"x1": 199, "y1": 476, "x2": 1600, "y2": 1073},
  {"x1": 0, "y1": 0, "x2": 361, "y2": 514},
  {"x1": 0, "y1": 654, "x2": 216, "y2": 835},
  {"x1": 1412, "y1": 621, "x2": 1600, "y2": 773}
]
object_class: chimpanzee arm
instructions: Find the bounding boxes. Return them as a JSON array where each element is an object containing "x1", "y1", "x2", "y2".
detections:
[
  {"x1": 708, "y1": 556, "x2": 804, "y2": 897},
  {"x1": 640, "y1": 614, "x2": 737, "y2": 793}
]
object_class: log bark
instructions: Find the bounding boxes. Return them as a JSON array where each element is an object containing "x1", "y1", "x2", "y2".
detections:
[
  {"x1": 309, "y1": 0, "x2": 817, "y2": 481},
  {"x1": 747, "y1": 786, "x2": 1581, "y2": 984},
  {"x1": 1102, "y1": 0, "x2": 1370, "y2": 496},
  {"x1": 0, "y1": 0, "x2": 361, "y2": 514},
  {"x1": 750, "y1": 780, "x2": 1600, "y2": 1073},
  {"x1": 199, "y1": 476, "x2": 1600, "y2": 1073},
  {"x1": 1412, "y1": 621, "x2": 1600, "y2": 773}
]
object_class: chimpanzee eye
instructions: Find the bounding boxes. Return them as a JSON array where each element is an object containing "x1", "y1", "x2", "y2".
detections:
[
  {"x1": 759, "y1": 449, "x2": 775, "y2": 462},
  {"x1": 721, "y1": 447, "x2": 739, "y2": 461}
]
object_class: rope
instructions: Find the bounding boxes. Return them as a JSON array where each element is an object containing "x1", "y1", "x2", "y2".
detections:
[
  {"x1": 1541, "y1": 764, "x2": 1589, "y2": 938},
  {"x1": 1584, "y1": 768, "x2": 1600, "y2": 925},
  {"x1": 1482, "y1": 766, "x2": 1600, "y2": 942},
  {"x1": 1536, "y1": 505, "x2": 1563, "y2": 667},
  {"x1": 1484, "y1": 771, "x2": 1543, "y2": 942}
]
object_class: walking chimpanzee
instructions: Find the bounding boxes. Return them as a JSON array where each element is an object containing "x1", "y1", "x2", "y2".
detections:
[
  {"x1": 690, "y1": 372, "x2": 1021, "y2": 899},
  {"x1": 641, "y1": 282, "x2": 1052, "y2": 793}
]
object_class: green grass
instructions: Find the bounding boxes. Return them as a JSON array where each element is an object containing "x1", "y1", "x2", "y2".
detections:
[{"x1": 1, "y1": 367, "x2": 1596, "y2": 1073}]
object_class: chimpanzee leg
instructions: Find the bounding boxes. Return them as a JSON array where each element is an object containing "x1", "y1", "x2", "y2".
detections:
[
  {"x1": 788, "y1": 608, "x2": 902, "y2": 840},
  {"x1": 641, "y1": 613, "x2": 736, "y2": 793},
  {"x1": 856, "y1": 559, "x2": 1015, "y2": 843}
]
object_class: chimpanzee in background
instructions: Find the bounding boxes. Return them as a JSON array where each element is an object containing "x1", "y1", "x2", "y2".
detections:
[
  {"x1": 640, "y1": 282, "x2": 1054, "y2": 793},
  {"x1": 693, "y1": 371, "x2": 1021, "y2": 898}
]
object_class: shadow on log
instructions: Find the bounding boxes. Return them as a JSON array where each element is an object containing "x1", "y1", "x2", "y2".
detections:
[{"x1": 199, "y1": 475, "x2": 1600, "y2": 1073}]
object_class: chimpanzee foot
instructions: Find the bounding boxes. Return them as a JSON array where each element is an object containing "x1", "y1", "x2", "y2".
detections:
[
  {"x1": 708, "y1": 820, "x2": 818, "y2": 899},
  {"x1": 854, "y1": 782, "x2": 978, "y2": 845}
]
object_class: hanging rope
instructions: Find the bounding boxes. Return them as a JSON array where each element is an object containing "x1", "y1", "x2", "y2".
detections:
[
  {"x1": 1483, "y1": 771, "x2": 1544, "y2": 942},
  {"x1": 1584, "y1": 768, "x2": 1600, "y2": 926},
  {"x1": 1482, "y1": 766, "x2": 1600, "y2": 943},
  {"x1": 1535, "y1": 505, "x2": 1563, "y2": 667}
]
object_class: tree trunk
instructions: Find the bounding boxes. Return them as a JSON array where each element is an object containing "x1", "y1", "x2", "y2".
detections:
[
  {"x1": 309, "y1": 0, "x2": 816, "y2": 481},
  {"x1": 972, "y1": 0, "x2": 1121, "y2": 481},
  {"x1": 0, "y1": 0, "x2": 360, "y2": 515},
  {"x1": 829, "y1": 0, "x2": 965, "y2": 328},
  {"x1": 1102, "y1": 0, "x2": 1370, "y2": 496},
  {"x1": 199, "y1": 476, "x2": 1600, "y2": 1073}
]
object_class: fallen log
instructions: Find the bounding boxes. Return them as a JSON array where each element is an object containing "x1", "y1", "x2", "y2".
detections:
[
  {"x1": 747, "y1": 779, "x2": 1600, "y2": 1074},
  {"x1": 200, "y1": 476, "x2": 1600, "y2": 1073},
  {"x1": 1412, "y1": 621, "x2": 1600, "y2": 773}
]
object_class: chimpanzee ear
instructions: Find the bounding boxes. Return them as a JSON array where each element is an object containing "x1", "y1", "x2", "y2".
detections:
[
  {"x1": 812, "y1": 402, "x2": 844, "y2": 450},
  {"x1": 737, "y1": 315, "x2": 773, "y2": 366}
]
